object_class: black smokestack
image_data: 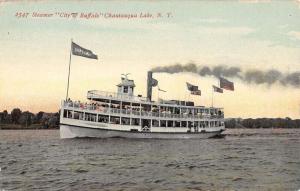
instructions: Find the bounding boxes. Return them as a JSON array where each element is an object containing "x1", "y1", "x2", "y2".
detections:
[
  {"x1": 147, "y1": 71, "x2": 153, "y2": 101},
  {"x1": 151, "y1": 62, "x2": 300, "y2": 88}
]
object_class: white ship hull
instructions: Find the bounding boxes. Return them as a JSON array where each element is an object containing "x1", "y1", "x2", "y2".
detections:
[
  {"x1": 59, "y1": 116, "x2": 225, "y2": 139},
  {"x1": 60, "y1": 124, "x2": 223, "y2": 139}
]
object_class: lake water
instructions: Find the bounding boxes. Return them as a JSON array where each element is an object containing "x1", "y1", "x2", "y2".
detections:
[{"x1": 0, "y1": 129, "x2": 300, "y2": 191}]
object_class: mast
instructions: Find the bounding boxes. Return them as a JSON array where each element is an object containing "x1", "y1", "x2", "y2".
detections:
[{"x1": 66, "y1": 38, "x2": 73, "y2": 100}]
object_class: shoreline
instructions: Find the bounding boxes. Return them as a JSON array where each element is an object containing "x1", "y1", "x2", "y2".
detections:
[{"x1": 0, "y1": 124, "x2": 58, "y2": 130}]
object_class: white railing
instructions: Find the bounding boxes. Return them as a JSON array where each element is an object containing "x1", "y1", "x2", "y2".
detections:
[
  {"x1": 87, "y1": 90, "x2": 148, "y2": 102},
  {"x1": 62, "y1": 101, "x2": 224, "y2": 120}
]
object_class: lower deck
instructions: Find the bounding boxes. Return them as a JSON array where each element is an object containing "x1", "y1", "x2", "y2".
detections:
[{"x1": 60, "y1": 114, "x2": 225, "y2": 134}]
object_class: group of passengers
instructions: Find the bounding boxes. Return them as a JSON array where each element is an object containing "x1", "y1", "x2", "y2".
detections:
[{"x1": 65, "y1": 99, "x2": 223, "y2": 117}]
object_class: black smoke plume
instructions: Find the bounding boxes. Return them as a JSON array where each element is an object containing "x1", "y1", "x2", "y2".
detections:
[{"x1": 151, "y1": 63, "x2": 300, "y2": 87}]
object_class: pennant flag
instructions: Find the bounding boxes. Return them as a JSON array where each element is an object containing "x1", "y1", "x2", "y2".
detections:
[
  {"x1": 191, "y1": 90, "x2": 201, "y2": 96},
  {"x1": 213, "y1": 85, "x2": 223, "y2": 93},
  {"x1": 71, "y1": 42, "x2": 98, "y2": 59},
  {"x1": 151, "y1": 78, "x2": 158, "y2": 87},
  {"x1": 220, "y1": 77, "x2": 234, "y2": 91},
  {"x1": 186, "y1": 82, "x2": 199, "y2": 91},
  {"x1": 158, "y1": 86, "x2": 166, "y2": 92}
]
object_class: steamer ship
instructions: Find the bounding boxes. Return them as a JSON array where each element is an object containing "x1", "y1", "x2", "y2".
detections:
[{"x1": 60, "y1": 71, "x2": 225, "y2": 139}]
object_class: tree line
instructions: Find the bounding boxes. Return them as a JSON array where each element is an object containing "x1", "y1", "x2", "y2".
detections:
[
  {"x1": 225, "y1": 117, "x2": 300, "y2": 128},
  {"x1": 0, "y1": 108, "x2": 59, "y2": 129},
  {"x1": 1, "y1": 108, "x2": 299, "y2": 129}
]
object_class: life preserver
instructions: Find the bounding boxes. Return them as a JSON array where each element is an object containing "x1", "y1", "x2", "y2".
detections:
[{"x1": 142, "y1": 126, "x2": 150, "y2": 132}]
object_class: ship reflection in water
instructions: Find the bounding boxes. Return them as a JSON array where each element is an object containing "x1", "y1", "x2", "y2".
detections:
[{"x1": 0, "y1": 129, "x2": 300, "y2": 190}]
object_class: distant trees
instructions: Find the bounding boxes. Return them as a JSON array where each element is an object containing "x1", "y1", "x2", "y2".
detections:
[
  {"x1": 1, "y1": 107, "x2": 299, "y2": 129},
  {"x1": 0, "y1": 110, "x2": 10, "y2": 123},
  {"x1": 18, "y1": 111, "x2": 34, "y2": 127},
  {"x1": 225, "y1": 118, "x2": 300, "y2": 128},
  {"x1": 11, "y1": 108, "x2": 22, "y2": 124},
  {"x1": 35, "y1": 111, "x2": 44, "y2": 124},
  {"x1": 0, "y1": 108, "x2": 59, "y2": 129}
]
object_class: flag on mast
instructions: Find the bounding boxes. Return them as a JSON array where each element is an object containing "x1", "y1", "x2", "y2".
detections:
[
  {"x1": 186, "y1": 82, "x2": 198, "y2": 91},
  {"x1": 191, "y1": 90, "x2": 201, "y2": 95},
  {"x1": 186, "y1": 82, "x2": 201, "y2": 95},
  {"x1": 151, "y1": 78, "x2": 158, "y2": 87},
  {"x1": 158, "y1": 86, "x2": 166, "y2": 92},
  {"x1": 213, "y1": 85, "x2": 223, "y2": 93},
  {"x1": 219, "y1": 77, "x2": 234, "y2": 91},
  {"x1": 71, "y1": 42, "x2": 98, "y2": 59}
]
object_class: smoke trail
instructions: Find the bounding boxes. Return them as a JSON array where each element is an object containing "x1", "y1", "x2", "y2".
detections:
[{"x1": 151, "y1": 63, "x2": 300, "y2": 88}]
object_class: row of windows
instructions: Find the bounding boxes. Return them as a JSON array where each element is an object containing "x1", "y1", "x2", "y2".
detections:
[{"x1": 63, "y1": 110, "x2": 223, "y2": 128}]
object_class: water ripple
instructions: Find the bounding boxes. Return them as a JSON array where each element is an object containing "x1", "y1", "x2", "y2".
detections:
[{"x1": 0, "y1": 129, "x2": 299, "y2": 191}]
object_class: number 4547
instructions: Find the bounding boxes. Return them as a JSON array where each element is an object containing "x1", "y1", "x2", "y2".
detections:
[{"x1": 15, "y1": 12, "x2": 29, "y2": 18}]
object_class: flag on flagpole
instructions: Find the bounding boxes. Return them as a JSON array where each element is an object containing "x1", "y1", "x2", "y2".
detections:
[
  {"x1": 186, "y1": 82, "x2": 201, "y2": 96},
  {"x1": 220, "y1": 77, "x2": 234, "y2": 91},
  {"x1": 213, "y1": 85, "x2": 223, "y2": 93},
  {"x1": 191, "y1": 90, "x2": 201, "y2": 95},
  {"x1": 158, "y1": 86, "x2": 166, "y2": 92},
  {"x1": 186, "y1": 82, "x2": 199, "y2": 91},
  {"x1": 71, "y1": 42, "x2": 98, "y2": 59},
  {"x1": 151, "y1": 78, "x2": 158, "y2": 87}
]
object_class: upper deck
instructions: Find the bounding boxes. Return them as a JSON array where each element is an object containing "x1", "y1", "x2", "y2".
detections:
[
  {"x1": 87, "y1": 90, "x2": 148, "y2": 103},
  {"x1": 87, "y1": 90, "x2": 223, "y2": 111}
]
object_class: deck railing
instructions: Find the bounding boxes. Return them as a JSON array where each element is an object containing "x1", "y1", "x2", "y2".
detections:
[
  {"x1": 87, "y1": 90, "x2": 148, "y2": 102},
  {"x1": 62, "y1": 101, "x2": 224, "y2": 120}
]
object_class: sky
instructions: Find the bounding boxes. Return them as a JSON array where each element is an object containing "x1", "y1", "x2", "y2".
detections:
[{"x1": 0, "y1": 0, "x2": 300, "y2": 118}]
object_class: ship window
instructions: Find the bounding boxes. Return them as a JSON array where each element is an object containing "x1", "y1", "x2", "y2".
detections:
[
  {"x1": 98, "y1": 114, "x2": 108, "y2": 123},
  {"x1": 200, "y1": 122, "x2": 204, "y2": 128},
  {"x1": 182, "y1": 121, "x2": 187, "y2": 127},
  {"x1": 131, "y1": 118, "x2": 140, "y2": 126},
  {"x1": 63, "y1": 110, "x2": 67, "y2": 118},
  {"x1": 85, "y1": 113, "x2": 97, "y2": 122},
  {"x1": 205, "y1": 121, "x2": 208, "y2": 127},
  {"x1": 73, "y1": 111, "x2": 83, "y2": 120},
  {"x1": 124, "y1": 86, "x2": 128, "y2": 93},
  {"x1": 63, "y1": 109, "x2": 73, "y2": 118},
  {"x1": 175, "y1": 121, "x2": 180, "y2": 127},
  {"x1": 110, "y1": 116, "x2": 120, "y2": 124},
  {"x1": 152, "y1": 120, "x2": 159, "y2": 127},
  {"x1": 167, "y1": 120, "x2": 173, "y2": 127},
  {"x1": 160, "y1": 120, "x2": 166, "y2": 127},
  {"x1": 121, "y1": 117, "x2": 130, "y2": 125}
]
